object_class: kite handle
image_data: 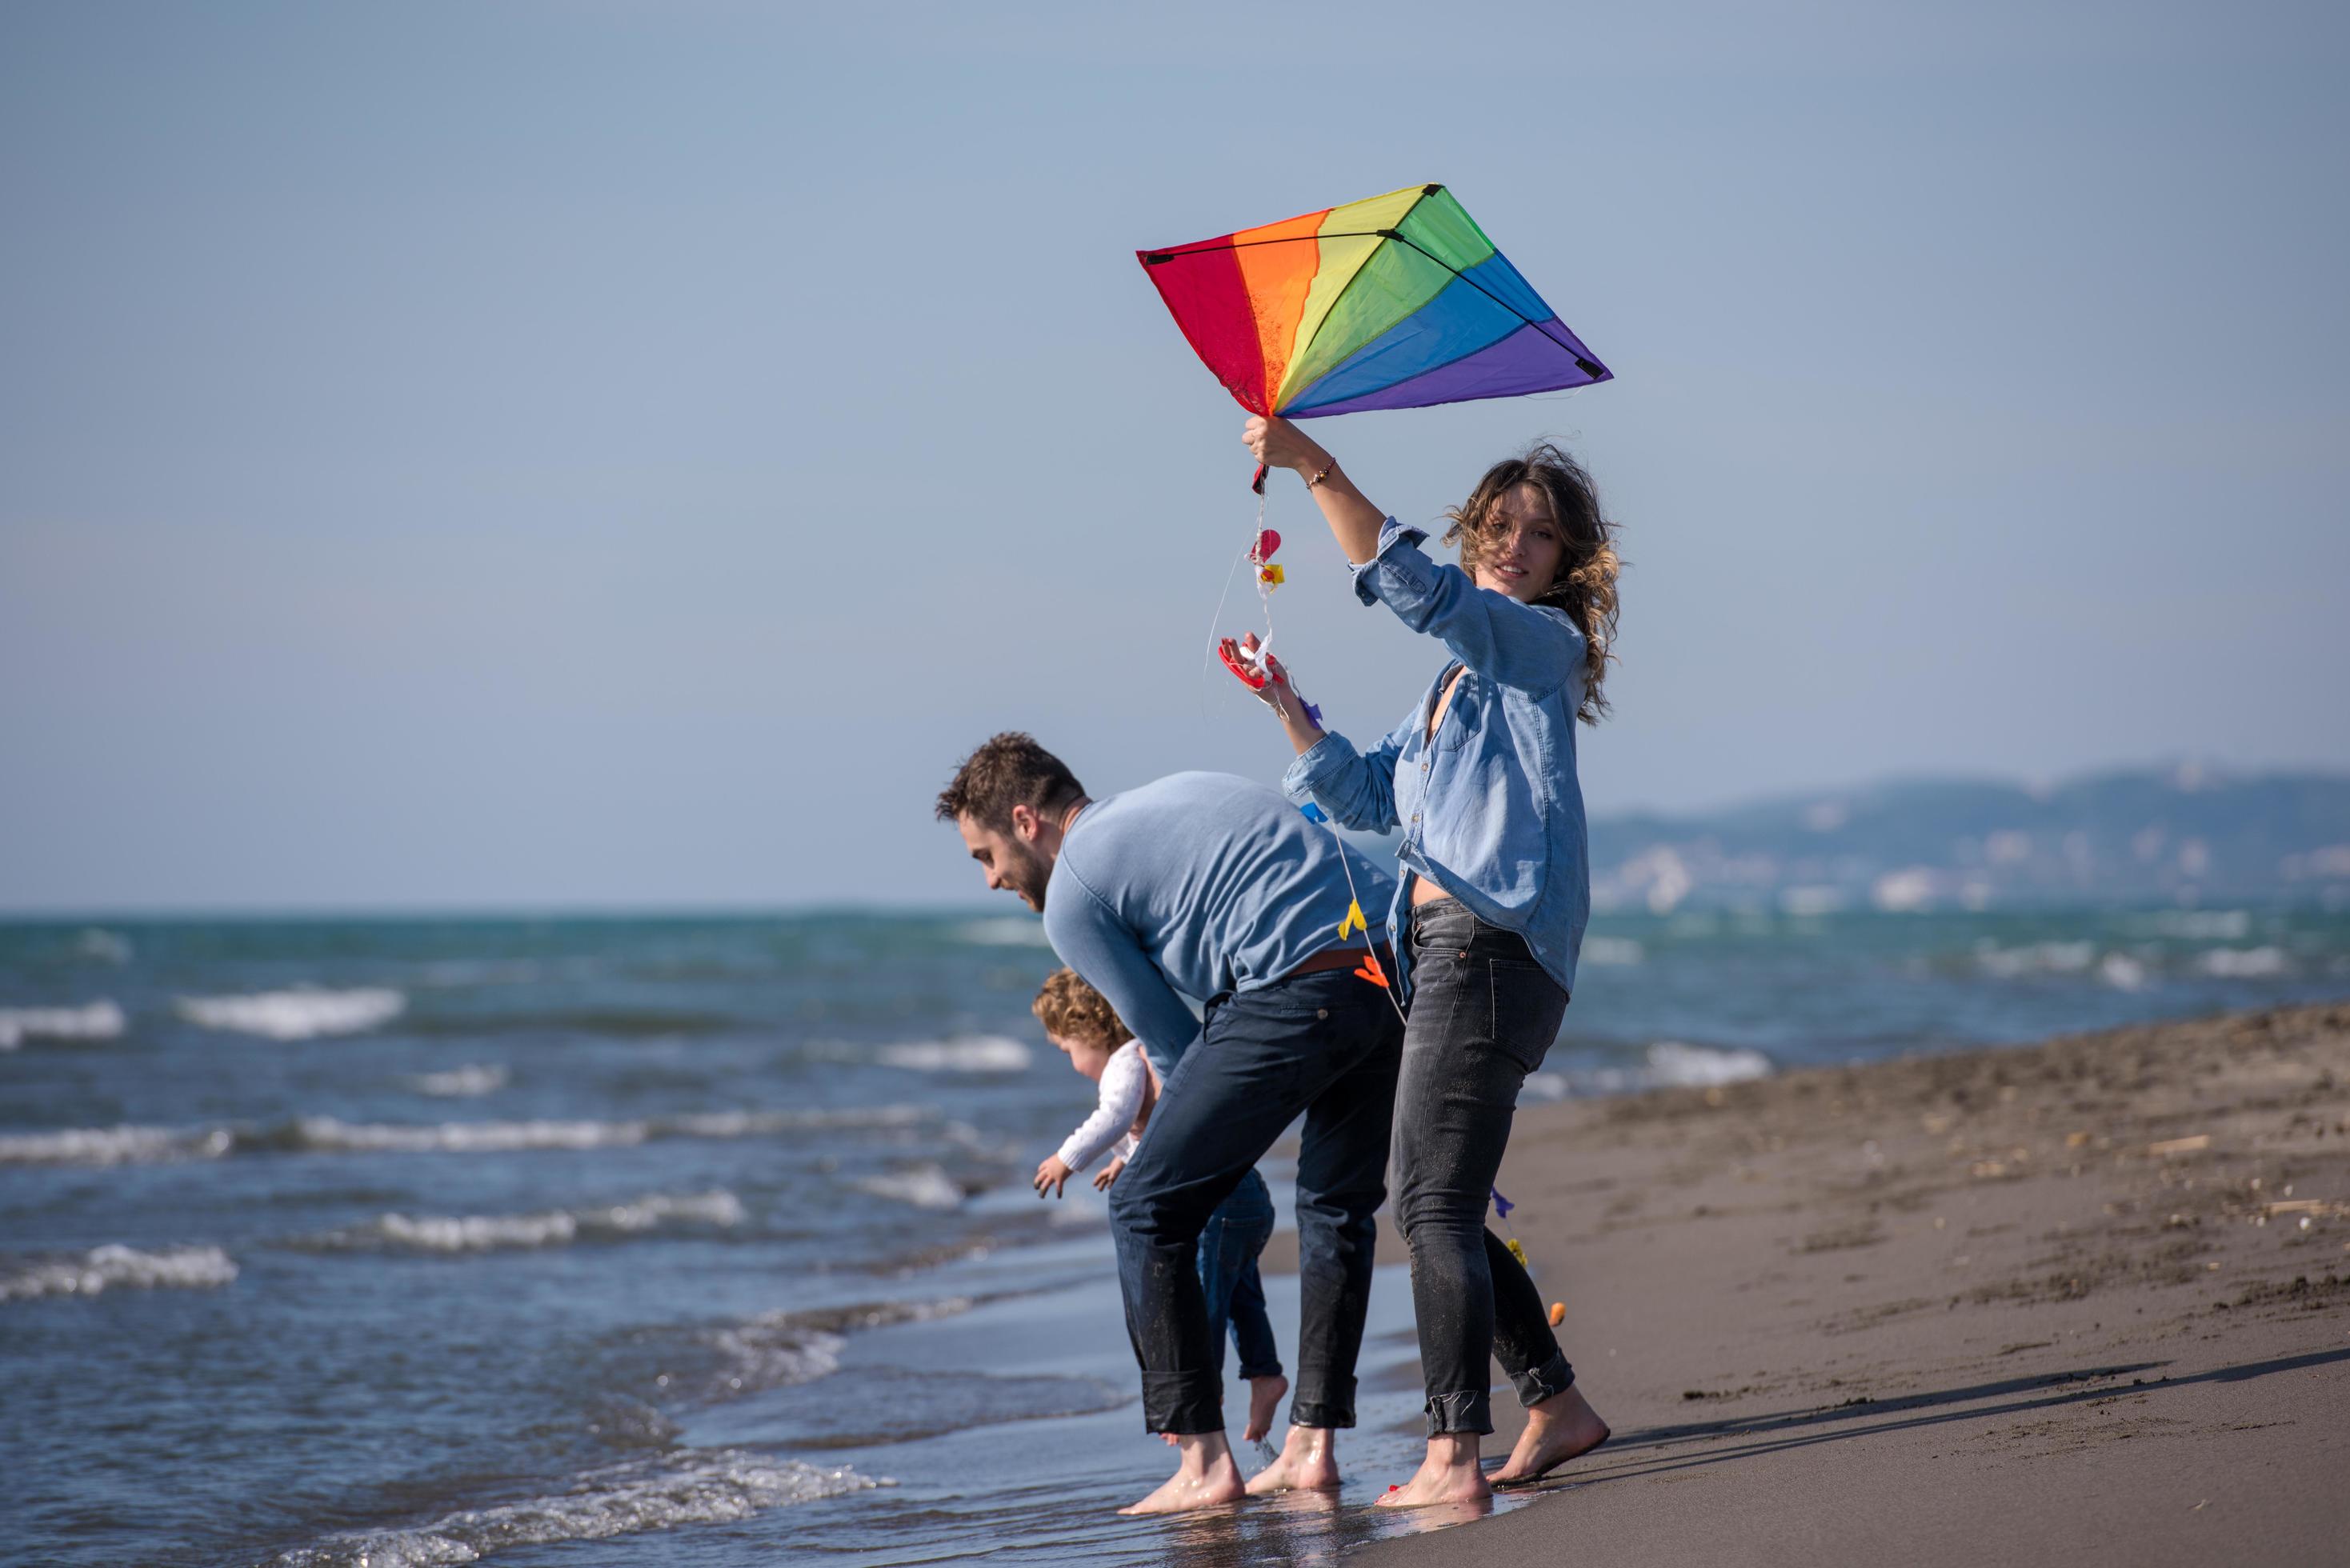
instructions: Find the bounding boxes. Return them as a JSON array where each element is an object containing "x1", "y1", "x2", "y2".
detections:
[{"x1": 1251, "y1": 462, "x2": 1268, "y2": 495}]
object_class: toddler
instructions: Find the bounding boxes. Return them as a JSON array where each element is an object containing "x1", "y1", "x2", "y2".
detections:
[{"x1": 1029, "y1": 967, "x2": 1287, "y2": 1443}]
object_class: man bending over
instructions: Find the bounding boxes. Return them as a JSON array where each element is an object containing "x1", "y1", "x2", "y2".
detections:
[{"x1": 938, "y1": 733, "x2": 1403, "y2": 1515}]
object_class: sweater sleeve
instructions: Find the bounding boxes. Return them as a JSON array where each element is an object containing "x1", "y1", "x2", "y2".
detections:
[{"x1": 1055, "y1": 1042, "x2": 1147, "y2": 1173}]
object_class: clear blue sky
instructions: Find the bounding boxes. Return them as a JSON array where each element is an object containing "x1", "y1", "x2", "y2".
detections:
[{"x1": 2, "y1": 1, "x2": 2344, "y2": 911}]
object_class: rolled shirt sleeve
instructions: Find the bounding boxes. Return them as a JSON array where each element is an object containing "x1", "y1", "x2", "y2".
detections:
[
  {"x1": 1351, "y1": 517, "x2": 1587, "y2": 698},
  {"x1": 1281, "y1": 729, "x2": 1404, "y2": 834}
]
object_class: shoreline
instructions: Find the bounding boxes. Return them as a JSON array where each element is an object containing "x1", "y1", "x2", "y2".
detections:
[{"x1": 1307, "y1": 1000, "x2": 2350, "y2": 1564}]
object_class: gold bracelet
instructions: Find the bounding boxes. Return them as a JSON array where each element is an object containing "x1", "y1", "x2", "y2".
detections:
[{"x1": 1306, "y1": 458, "x2": 1337, "y2": 488}]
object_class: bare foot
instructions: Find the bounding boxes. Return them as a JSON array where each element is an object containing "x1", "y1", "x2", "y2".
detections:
[
  {"x1": 1375, "y1": 1433, "x2": 1491, "y2": 1509},
  {"x1": 1119, "y1": 1431, "x2": 1247, "y2": 1516},
  {"x1": 1243, "y1": 1424, "x2": 1341, "y2": 1495},
  {"x1": 1491, "y1": 1385, "x2": 1611, "y2": 1486},
  {"x1": 1242, "y1": 1374, "x2": 1288, "y2": 1444}
]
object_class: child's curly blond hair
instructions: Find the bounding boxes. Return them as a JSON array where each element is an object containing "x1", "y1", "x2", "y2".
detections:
[{"x1": 1031, "y1": 967, "x2": 1127, "y2": 1050}]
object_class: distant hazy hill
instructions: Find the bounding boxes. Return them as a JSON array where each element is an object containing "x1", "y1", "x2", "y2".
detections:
[{"x1": 1588, "y1": 765, "x2": 2350, "y2": 914}]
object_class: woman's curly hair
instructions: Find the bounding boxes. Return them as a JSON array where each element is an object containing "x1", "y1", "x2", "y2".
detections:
[{"x1": 1441, "y1": 443, "x2": 1620, "y2": 724}]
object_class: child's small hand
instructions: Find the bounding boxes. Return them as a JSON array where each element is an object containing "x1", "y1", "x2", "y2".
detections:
[
  {"x1": 1094, "y1": 1156, "x2": 1126, "y2": 1192},
  {"x1": 1033, "y1": 1155, "x2": 1074, "y2": 1199}
]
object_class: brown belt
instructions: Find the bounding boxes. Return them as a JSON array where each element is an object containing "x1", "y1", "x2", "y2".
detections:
[{"x1": 1288, "y1": 944, "x2": 1393, "y2": 978}]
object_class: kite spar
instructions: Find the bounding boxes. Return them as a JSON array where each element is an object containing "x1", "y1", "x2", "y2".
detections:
[{"x1": 1138, "y1": 182, "x2": 1611, "y2": 491}]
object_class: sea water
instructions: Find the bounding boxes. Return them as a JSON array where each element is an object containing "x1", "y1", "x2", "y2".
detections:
[{"x1": 3, "y1": 907, "x2": 2345, "y2": 1566}]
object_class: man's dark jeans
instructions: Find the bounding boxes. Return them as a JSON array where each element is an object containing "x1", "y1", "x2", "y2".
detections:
[
  {"x1": 1108, "y1": 967, "x2": 1404, "y2": 1434},
  {"x1": 1395, "y1": 898, "x2": 1577, "y2": 1435}
]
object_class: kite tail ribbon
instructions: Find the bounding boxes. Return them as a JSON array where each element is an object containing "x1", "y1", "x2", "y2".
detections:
[{"x1": 1251, "y1": 462, "x2": 1269, "y2": 494}]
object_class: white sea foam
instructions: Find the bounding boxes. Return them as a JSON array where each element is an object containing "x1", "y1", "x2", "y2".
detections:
[
  {"x1": 1559, "y1": 1041, "x2": 1776, "y2": 1098},
  {"x1": 2197, "y1": 946, "x2": 2289, "y2": 978},
  {"x1": 320, "y1": 1190, "x2": 747, "y2": 1254},
  {"x1": 0, "y1": 1000, "x2": 126, "y2": 1050},
  {"x1": 1974, "y1": 940, "x2": 2099, "y2": 978},
  {"x1": 955, "y1": 917, "x2": 1053, "y2": 947},
  {"x1": 290, "y1": 1115, "x2": 640, "y2": 1154},
  {"x1": 0, "y1": 1244, "x2": 238, "y2": 1301},
  {"x1": 0, "y1": 1124, "x2": 234, "y2": 1166},
  {"x1": 707, "y1": 1321, "x2": 848, "y2": 1394},
  {"x1": 0, "y1": 1105, "x2": 927, "y2": 1166},
  {"x1": 177, "y1": 987, "x2": 406, "y2": 1040},
  {"x1": 1579, "y1": 937, "x2": 1645, "y2": 967},
  {"x1": 1644, "y1": 1041, "x2": 1774, "y2": 1087},
  {"x1": 875, "y1": 1036, "x2": 1031, "y2": 1073},
  {"x1": 2100, "y1": 954, "x2": 2149, "y2": 991},
  {"x1": 271, "y1": 1450, "x2": 885, "y2": 1567},
  {"x1": 408, "y1": 1064, "x2": 510, "y2": 1098},
  {"x1": 2140, "y1": 910, "x2": 2252, "y2": 940},
  {"x1": 76, "y1": 928, "x2": 134, "y2": 964},
  {"x1": 852, "y1": 1164, "x2": 965, "y2": 1210}
]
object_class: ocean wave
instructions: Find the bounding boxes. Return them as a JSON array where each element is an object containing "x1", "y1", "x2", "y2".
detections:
[
  {"x1": 2197, "y1": 946, "x2": 2290, "y2": 978},
  {"x1": 1579, "y1": 937, "x2": 1645, "y2": 966},
  {"x1": 0, "y1": 1000, "x2": 126, "y2": 1050},
  {"x1": 875, "y1": 1036, "x2": 1031, "y2": 1074},
  {"x1": 76, "y1": 928, "x2": 134, "y2": 964},
  {"x1": 271, "y1": 1450, "x2": 885, "y2": 1567},
  {"x1": 1531, "y1": 1041, "x2": 1776, "y2": 1100},
  {"x1": 0, "y1": 1124, "x2": 234, "y2": 1166},
  {"x1": 0, "y1": 1105, "x2": 929, "y2": 1166},
  {"x1": 177, "y1": 987, "x2": 406, "y2": 1040},
  {"x1": 311, "y1": 1190, "x2": 747, "y2": 1254},
  {"x1": 0, "y1": 1244, "x2": 237, "y2": 1301},
  {"x1": 851, "y1": 1164, "x2": 966, "y2": 1210},
  {"x1": 954, "y1": 917, "x2": 1053, "y2": 947},
  {"x1": 1645, "y1": 1041, "x2": 1775, "y2": 1087},
  {"x1": 408, "y1": 1064, "x2": 510, "y2": 1098}
]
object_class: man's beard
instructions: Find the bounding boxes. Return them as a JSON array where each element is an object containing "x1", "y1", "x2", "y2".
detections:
[{"x1": 999, "y1": 839, "x2": 1051, "y2": 911}]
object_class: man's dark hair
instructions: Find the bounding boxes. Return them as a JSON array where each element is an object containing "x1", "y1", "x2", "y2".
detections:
[{"x1": 935, "y1": 733, "x2": 1086, "y2": 831}]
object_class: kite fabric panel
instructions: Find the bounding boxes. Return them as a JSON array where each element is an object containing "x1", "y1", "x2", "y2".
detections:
[{"x1": 1138, "y1": 183, "x2": 1610, "y2": 420}]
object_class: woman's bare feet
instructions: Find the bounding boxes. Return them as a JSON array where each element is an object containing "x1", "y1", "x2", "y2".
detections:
[
  {"x1": 1374, "y1": 1432, "x2": 1491, "y2": 1508},
  {"x1": 1119, "y1": 1432, "x2": 1247, "y2": 1516},
  {"x1": 1243, "y1": 1423, "x2": 1341, "y2": 1494},
  {"x1": 1490, "y1": 1385, "x2": 1611, "y2": 1487},
  {"x1": 1241, "y1": 1374, "x2": 1288, "y2": 1444}
]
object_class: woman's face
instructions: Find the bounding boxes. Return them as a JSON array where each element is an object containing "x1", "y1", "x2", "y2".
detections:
[{"x1": 1471, "y1": 482, "x2": 1566, "y2": 604}]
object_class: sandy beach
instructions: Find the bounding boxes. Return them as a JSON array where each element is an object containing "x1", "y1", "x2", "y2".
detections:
[{"x1": 1274, "y1": 1000, "x2": 2350, "y2": 1566}]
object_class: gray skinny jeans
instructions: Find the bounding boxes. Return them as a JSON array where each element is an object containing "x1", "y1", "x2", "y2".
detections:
[{"x1": 1393, "y1": 896, "x2": 1576, "y2": 1435}]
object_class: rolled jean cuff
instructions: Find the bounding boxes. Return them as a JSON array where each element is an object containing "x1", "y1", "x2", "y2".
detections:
[
  {"x1": 1142, "y1": 1371, "x2": 1223, "y2": 1435},
  {"x1": 1510, "y1": 1351, "x2": 1575, "y2": 1410},
  {"x1": 1238, "y1": 1357, "x2": 1284, "y2": 1382},
  {"x1": 1422, "y1": 1388, "x2": 1491, "y2": 1437},
  {"x1": 1288, "y1": 1394, "x2": 1357, "y2": 1430}
]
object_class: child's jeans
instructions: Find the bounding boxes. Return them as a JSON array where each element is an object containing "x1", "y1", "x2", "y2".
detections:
[{"x1": 1198, "y1": 1166, "x2": 1281, "y2": 1381}]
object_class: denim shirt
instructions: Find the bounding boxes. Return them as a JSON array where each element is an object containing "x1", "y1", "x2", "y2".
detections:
[{"x1": 1281, "y1": 518, "x2": 1591, "y2": 1002}]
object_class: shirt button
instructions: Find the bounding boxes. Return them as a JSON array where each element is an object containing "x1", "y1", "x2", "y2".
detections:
[{"x1": 1316, "y1": 1008, "x2": 1329, "y2": 1020}]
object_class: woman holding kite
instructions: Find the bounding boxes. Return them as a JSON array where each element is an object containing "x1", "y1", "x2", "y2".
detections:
[{"x1": 1235, "y1": 414, "x2": 1618, "y2": 1507}]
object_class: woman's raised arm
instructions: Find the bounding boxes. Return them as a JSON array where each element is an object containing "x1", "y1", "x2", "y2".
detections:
[{"x1": 1243, "y1": 416, "x2": 1383, "y2": 565}]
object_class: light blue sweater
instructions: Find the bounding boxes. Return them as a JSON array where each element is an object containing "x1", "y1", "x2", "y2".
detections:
[{"x1": 1043, "y1": 771, "x2": 1398, "y2": 1076}]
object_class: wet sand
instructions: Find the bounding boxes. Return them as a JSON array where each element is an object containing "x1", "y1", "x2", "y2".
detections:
[{"x1": 1283, "y1": 1001, "x2": 2350, "y2": 1566}]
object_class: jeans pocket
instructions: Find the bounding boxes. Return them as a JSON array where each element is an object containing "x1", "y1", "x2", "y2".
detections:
[{"x1": 1486, "y1": 957, "x2": 1568, "y2": 1075}]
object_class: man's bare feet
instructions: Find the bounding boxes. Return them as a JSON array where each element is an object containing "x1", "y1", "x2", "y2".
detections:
[
  {"x1": 1490, "y1": 1384, "x2": 1611, "y2": 1487},
  {"x1": 1242, "y1": 1423, "x2": 1341, "y2": 1495},
  {"x1": 1241, "y1": 1374, "x2": 1288, "y2": 1444},
  {"x1": 1119, "y1": 1431, "x2": 1247, "y2": 1516},
  {"x1": 1375, "y1": 1432, "x2": 1491, "y2": 1508}
]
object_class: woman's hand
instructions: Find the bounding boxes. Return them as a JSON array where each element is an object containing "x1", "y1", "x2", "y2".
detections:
[
  {"x1": 1218, "y1": 633, "x2": 1298, "y2": 708},
  {"x1": 1093, "y1": 1156, "x2": 1126, "y2": 1192},
  {"x1": 1243, "y1": 415, "x2": 1332, "y2": 478},
  {"x1": 1033, "y1": 1154, "x2": 1073, "y2": 1199}
]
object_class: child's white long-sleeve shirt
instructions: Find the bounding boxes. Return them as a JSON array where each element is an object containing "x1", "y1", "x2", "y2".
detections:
[{"x1": 1055, "y1": 1040, "x2": 1148, "y2": 1173}]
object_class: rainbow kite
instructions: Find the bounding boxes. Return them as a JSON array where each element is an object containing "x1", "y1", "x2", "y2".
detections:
[{"x1": 1139, "y1": 182, "x2": 1610, "y2": 461}]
